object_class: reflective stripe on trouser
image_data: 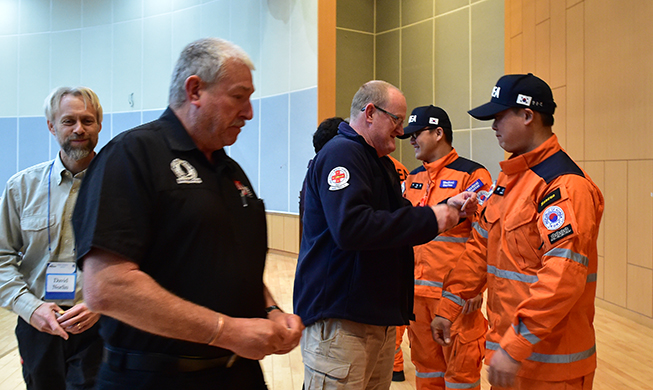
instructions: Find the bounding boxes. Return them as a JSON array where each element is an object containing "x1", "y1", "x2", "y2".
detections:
[
  {"x1": 490, "y1": 371, "x2": 594, "y2": 390},
  {"x1": 301, "y1": 318, "x2": 396, "y2": 390},
  {"x1": 409, "y1": 296, "x2": 484, "y2": 390},
  {"x1": 394, "y1": 325, "x2": 407, "y2": 371}
]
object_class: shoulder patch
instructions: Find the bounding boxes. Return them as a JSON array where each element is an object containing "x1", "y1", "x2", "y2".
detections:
[
  {"x1": 542, "y1": 205, "x2": 565, "y2": 230},
  {"x1": 538, "y1": 188, "x2": 562, "y2": 212},
  {"x1": 328, "y1": 166, "x2": 350, "y2": 191},
  {"x1": 465, "y1": 179, "x2": 484, "y2": 193},
  {"x1": 548, "y1": 224, "x2": 574, "y2": 244}
]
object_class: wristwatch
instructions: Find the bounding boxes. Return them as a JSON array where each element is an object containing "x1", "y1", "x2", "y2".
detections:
[{"x1": 265, "y1": 305, "x2": 283, "y2": 313}]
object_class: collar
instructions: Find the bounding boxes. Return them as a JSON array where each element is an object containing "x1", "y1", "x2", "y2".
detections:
[
  {"x1": 500, "y1": 134, "x2": 560, "y2": 176},
  {"x1": 423, "y1": 148, "x2": 458, "y2": 181},
  {"x1": 159, "y1": 107, "x2": 230, "y2": 165},
  {"x1": 160, "y1": 107, "x2": 200, "y2": 153},
  {"x1": 338, "y1": 121, "x2": 382, "y2": 158},
  {"x1": 52, "y1": 153, "x2": 67, "y2": 186},
  {"x1": 52, "y1": 152, "x2": 90, "y2": 185}
]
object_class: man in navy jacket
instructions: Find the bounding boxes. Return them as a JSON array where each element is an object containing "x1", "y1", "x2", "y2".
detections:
[{"x1": 294, "y1": 80, "x2": 477, "y2": 389}]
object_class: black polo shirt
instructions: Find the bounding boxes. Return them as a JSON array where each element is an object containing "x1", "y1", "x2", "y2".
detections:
[{"x1": 72, "y1": 107, "x2": 268, "y2": 358}]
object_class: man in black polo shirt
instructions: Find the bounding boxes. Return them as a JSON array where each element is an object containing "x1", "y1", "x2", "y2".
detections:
[{"x1": 72, "y1": 37, "x2": 303, "y2": 390}]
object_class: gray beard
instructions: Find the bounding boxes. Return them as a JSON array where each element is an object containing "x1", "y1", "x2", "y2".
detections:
[{"x1": 62, "y1": 141, "x2": 92, "y2": 161}]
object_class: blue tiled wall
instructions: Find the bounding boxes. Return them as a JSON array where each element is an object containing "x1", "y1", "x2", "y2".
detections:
[{"x1": 0, "y1": 88, "x2": 318, "y2": 213}]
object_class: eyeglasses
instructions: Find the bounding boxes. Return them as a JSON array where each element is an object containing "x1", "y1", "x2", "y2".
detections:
[
  {"x1": 409, "y1": 130, "x2": 426, "y2": 141},
  {"x1": 362, "y1": 104, "x2": 403, "y2": 126}
]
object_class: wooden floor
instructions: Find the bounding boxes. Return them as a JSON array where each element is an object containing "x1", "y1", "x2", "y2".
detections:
[{"x1": 1, "y1": 252, "x2": 652, "y2": 389}]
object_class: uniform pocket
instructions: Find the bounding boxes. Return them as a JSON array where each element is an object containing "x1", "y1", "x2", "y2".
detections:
[{"x1": 504, "y1": 199, "x2": 543, "y2": 270}]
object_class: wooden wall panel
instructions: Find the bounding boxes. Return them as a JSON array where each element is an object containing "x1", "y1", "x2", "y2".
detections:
[
  {"x1": 583, "y1": 161, "x2": 605, "y2": 258},
  {"x1": 510, "y1": 0, "x2": 523, "y2": 38},
  {"x1": 549, "y1": 0, "x2": 566, "y2": 89},
  {"x1": 509, "y1": 34, "x2": 523, "y2": 73},
  {"x1": 564, "y1": 2, "x2": 584, "y2": 160},
  {"x1": 267, "y1": 214, "x2": 285, "y2": 251},
  {"x1": 552, "y1": 86, "x2": 566, "y2": 149},
  {"x1": 521, "y1": 0, "x2": 536, "y2": 72},
  {"x1": 283, "y1": 215, "x2": 300, "y2": 254},
  {"x1": 627, "y1": 161, "x2": 653, "y2": 269},
  {"x1": 627, "y1": 265, "x2": 653, "y2": 317},
  {"x1": 535, "y1": 0, "x2": 550, "y2": 24},
  {"x1": 584, "y1": 1, "x2": 653, "y2": 161},
  {"x1": 534, "y1": 20, "x2": 550, "y2": 82},
  {"x1": 318, "y1": 0, "x2": 337, "y2": 121},
  {"x1": 603, "y1": 161, "x2": 628, "y2": 307}
]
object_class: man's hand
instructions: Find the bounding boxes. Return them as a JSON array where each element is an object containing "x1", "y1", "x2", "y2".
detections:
[
  {"x1": 268, "y1": 310, "x2": 304, "y2": 354},
  {"x1": 430, "y1": 316, "x2": 452, "y2": 346},
  {"x1": 448, "y1": 191, "x2": 478, "y2": 217},
  {"x1": 57, "y1": 303, "x2": 101, "y2": 335},
  {"x1": 212, "y1": 315, "x2": 303, "y2": 360},
  {"x1": 488, "y1": 347, "x2": 521, "y2": 388},
  {"x1": 30, "y1": 302, "x2": 68, "y2": 339},
  {"x1": 461, "y1": 294, "x2": 483, "y2": 315},
  {"x1": 430, "y1": 204, "x2": 462, "y2": 234}
]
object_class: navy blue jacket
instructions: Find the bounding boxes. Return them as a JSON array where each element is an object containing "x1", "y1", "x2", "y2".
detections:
[{"x1": 293, "y1": 122, "x2": 440, "y2": 327}]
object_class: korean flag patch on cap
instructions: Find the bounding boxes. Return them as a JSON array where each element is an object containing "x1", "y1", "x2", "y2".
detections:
[{"x1": 328, "y1": 167, "x2": 350, "y2": 191}]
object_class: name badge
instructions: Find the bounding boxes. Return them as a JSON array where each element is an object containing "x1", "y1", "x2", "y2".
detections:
[
  {"x1": 440, "y1": 180, "x2": 458, "y2": 188},
  {"x1": 45, "y1": 262, "x2": 77, "y2": 301}
]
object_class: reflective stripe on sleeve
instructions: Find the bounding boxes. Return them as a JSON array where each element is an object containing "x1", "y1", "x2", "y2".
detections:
[
  {"x1": 432, "y1": 236, "x2": 468, "y2": 243},
  {"x1": 544, "y1": 247, "x2": 589, "y2": 267},
  {"x1": 487, "y1": 265, "x2": 538, "y2": 284},
  {"x1": 486, "y1": 342, "x2": 596, "y2": 364},
  {"x1": 587, "y1": 273, "x2": 597, "y2": 283},
  {"x1": 512, "y1": 318, "x2": 541, "y2": 345},
  {"x1": 415, "y1": 279, "x2": 443, "y2": 288},
  {"x1": 442, "y1": 291, "x2": 465, "y2": 307}
]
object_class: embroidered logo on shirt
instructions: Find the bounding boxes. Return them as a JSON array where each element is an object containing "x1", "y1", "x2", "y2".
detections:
[
  {"x1": 328, "y1": 167, "x2": 350, "y2": 191},
  {"x1": 170, "y1": 158, "x2": 203, "y2": 184},
  {"x1": 542, "y1": 205, "x2": 565, "y2": 231},
  {"x1": 410, "y1": 182, "x2": 423, "y2": 190},
  {"x1": 494, "y1": 186, "x2": 506, "y2": 196},
  {"x1": 440, "y1": 180, "x2": 457, "y2": 188},
  {"x1": 548, "y1": 224, "x2": 574, "y2": 244},
  {"x1": 465, "y1": 179, "x2": 484, "y2": 193}
]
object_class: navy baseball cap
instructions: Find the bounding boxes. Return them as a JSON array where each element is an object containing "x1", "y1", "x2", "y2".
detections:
[
  {"x1": 398, "y1": 105, "x2": 451, "y2": 139},
  {"x1": 468, "y1": 73, "x2": 556, "y2": 120}
]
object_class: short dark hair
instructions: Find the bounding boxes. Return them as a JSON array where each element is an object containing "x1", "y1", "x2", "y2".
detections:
[{"x1": 313, "y1": 117, "x2": 344, "y2": 153}]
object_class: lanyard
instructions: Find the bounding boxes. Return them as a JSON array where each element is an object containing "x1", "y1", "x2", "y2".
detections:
[{"x1": 418, "y1": 180, "x2": 434, "y2": 207}]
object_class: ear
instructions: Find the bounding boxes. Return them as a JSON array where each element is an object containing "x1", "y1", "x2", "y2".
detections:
[
  {"x1": 435, "y1": 127, "x2": 444, "y2": 141},
  {"x1": 47, "y1": 120, "x2": 56, "y2": 136},
  {"x1": 523, "y1": 108, "x2": 535, "y2": 125},
  {"x1": 184, "y1": 75, "x2": 204, "y2": 108},
  {"x1": 362, "y1": 103, "x2": 375, "y2": 124}
]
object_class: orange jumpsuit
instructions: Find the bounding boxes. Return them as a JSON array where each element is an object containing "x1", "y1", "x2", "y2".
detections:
[
  {"x1": 437, "y1": 135, "x2": 604, "y2": 386},
  {"x1": 403, "y1": 149, "x2": 491, "y2": 390}
]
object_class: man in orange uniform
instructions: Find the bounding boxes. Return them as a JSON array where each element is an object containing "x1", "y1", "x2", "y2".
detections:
[
  {"x1": 401, "y1": 105, "x2": 491, "y2": 390},
  {"x1": 431, "y1": 74, "x2": 604, "y2": 390}
]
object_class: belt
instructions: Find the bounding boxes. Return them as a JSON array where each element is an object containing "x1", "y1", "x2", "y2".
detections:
[{"x1": 102, "y1": 346, "x2": 239, "y2": 372}]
